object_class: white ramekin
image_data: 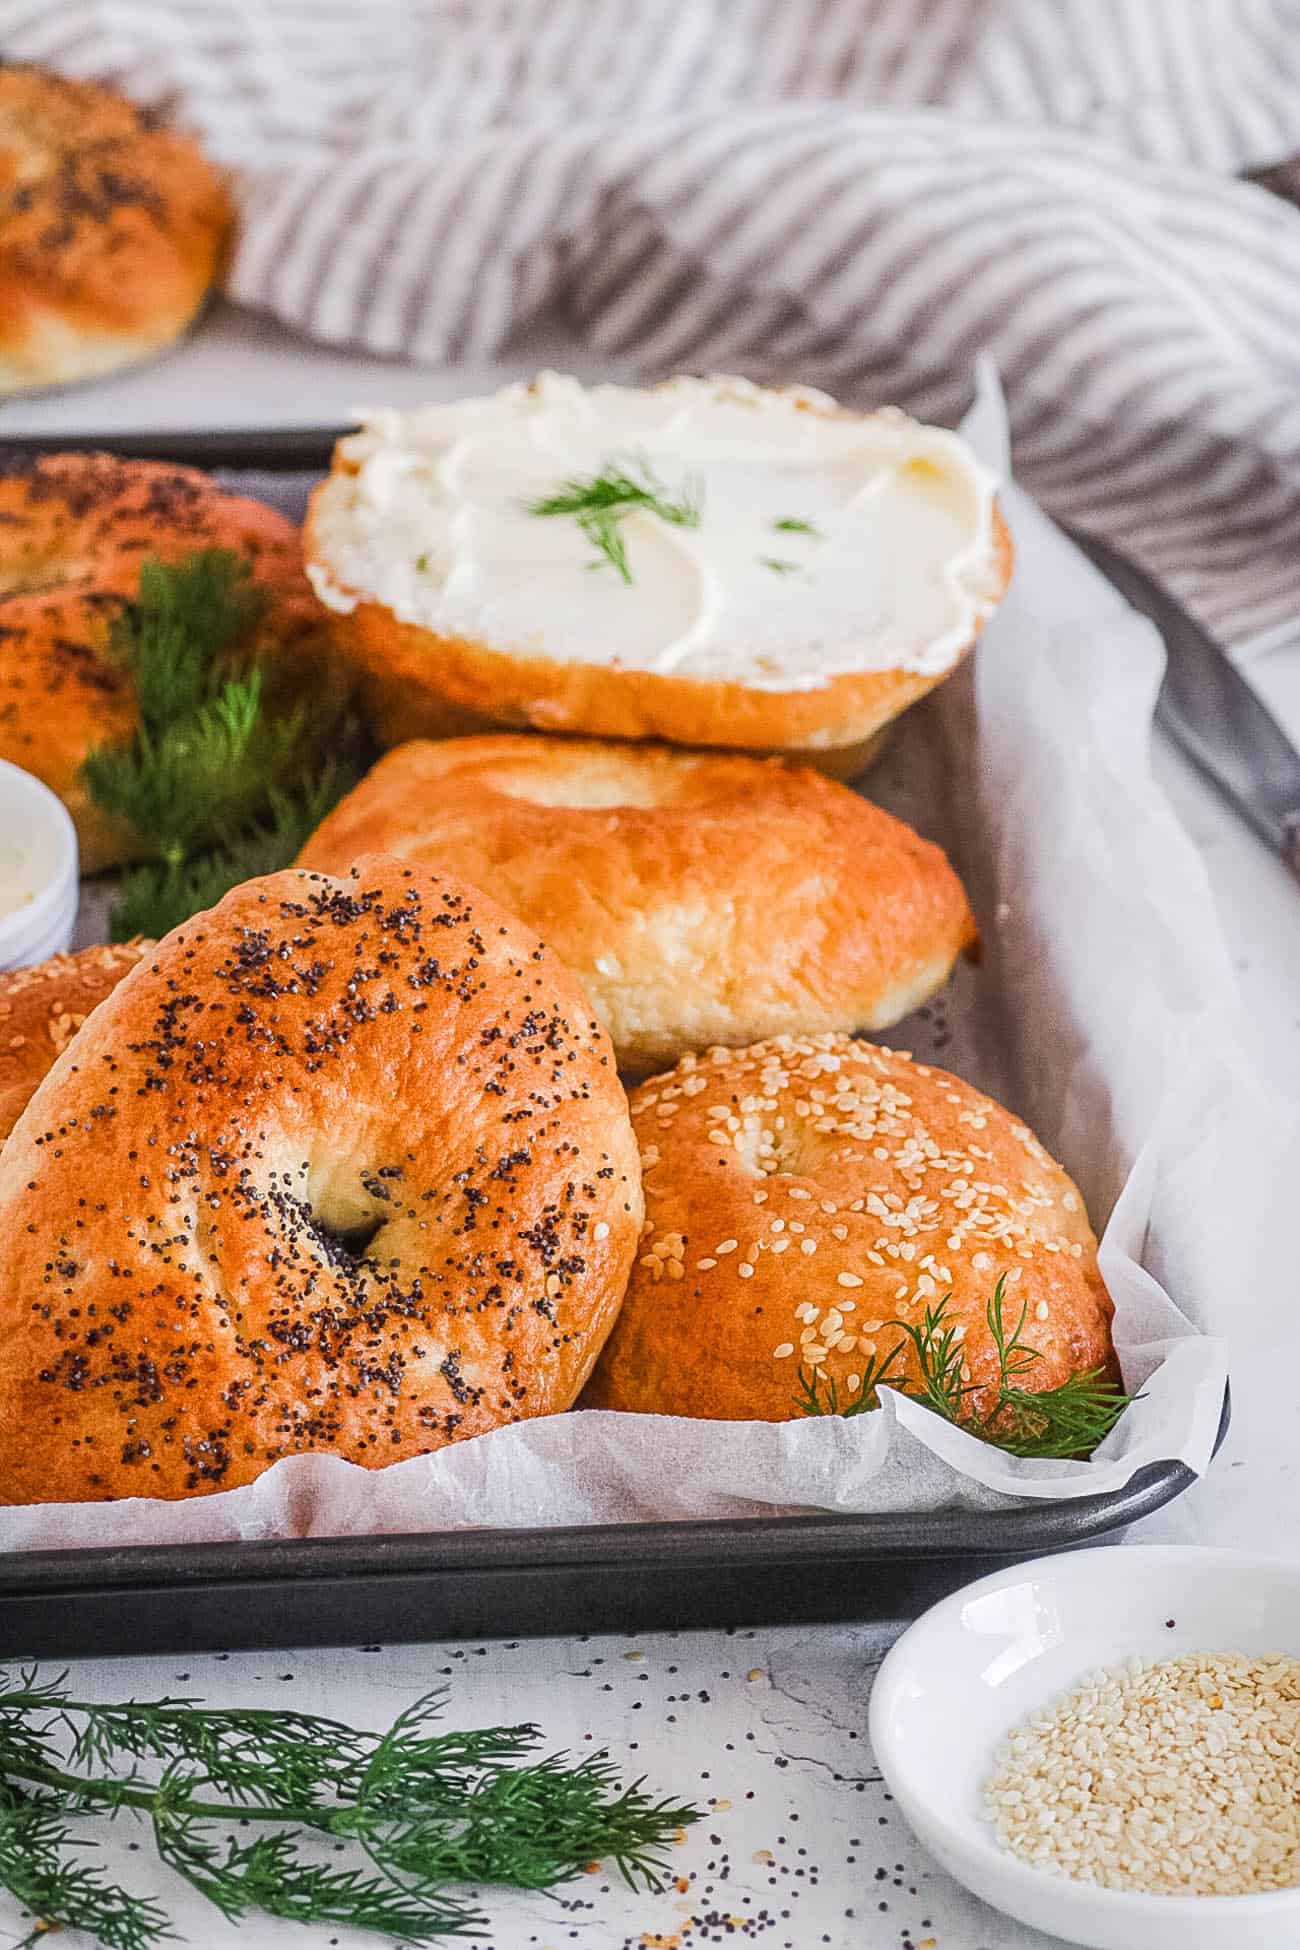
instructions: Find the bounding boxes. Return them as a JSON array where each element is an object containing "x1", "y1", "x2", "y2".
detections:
[{"x1": 0, "y1": 760, "x2": 79, "y2": 972}]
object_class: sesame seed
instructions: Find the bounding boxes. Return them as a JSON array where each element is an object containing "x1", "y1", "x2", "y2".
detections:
[
  {"x1": 715, "y1": 1239, "x2": 738, "y2": 1255},
  {"x1": 737, "y1": 1263, "x2": 754, "y2": 1279},
  {"x1": 773, "y1": 1343, "x2": 795, "y2": 1360},
  {"x1": 593, "y1": 1221, "x2": 610, "y2": 1240},
  {"x1": 695, "y1": 1257, "x2": 717, "y2": 1271},
  {"x1": 800, "y1": 1239, "x2": 817, "y2": 1255},
  {"x1": 787, "y1": 1187, "x2": 811, "y2": 1200},
  {"x1": 1035, "y1": 1299, "x2": 1049, "y2": 1320},
  {"x1": 837, "y1": 1272, "x2": 863, "y2": 1288},
  {"x1": 846, "y1": 1372, "x2": 862, "y2": 1392},
  {"x1": 985, "y1": 1651, "x2": 1300, "y2": 1896}
]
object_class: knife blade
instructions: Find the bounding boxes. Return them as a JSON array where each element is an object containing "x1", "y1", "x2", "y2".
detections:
[{"x1": 1063, "y1": 523, "x2": 1300, "y2": 879}]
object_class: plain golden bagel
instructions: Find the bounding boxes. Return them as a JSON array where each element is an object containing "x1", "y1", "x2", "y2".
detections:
[
  {"x1": 0, "y1": 856, "x2": 643, "y2": 1503},
  {"x1": 0, "y1": 453, "x2": 336, "y2": 871},
  {"x1": 303, "y1": 374, "x2": 1013, "y2": 765},
  {"x1": 584, "y1": 1034, "x2": 1115, "y2": 1423},
  {"x1": 0, "y1": 939, "x2": 150, "y2": 1144},
  {"x1": 298, "y1": 735, "x2": 978, "y2": 1073},
  {"x1": 0, "y1": 65, "x2": 231, "y2": 394}
]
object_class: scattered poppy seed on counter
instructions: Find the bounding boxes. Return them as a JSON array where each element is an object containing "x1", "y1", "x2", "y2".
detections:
[{"x1": 984, "y1": 1650, "x2": 1300, "y2": 1894}]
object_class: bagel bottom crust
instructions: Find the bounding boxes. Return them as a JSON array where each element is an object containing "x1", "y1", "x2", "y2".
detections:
[
  {"x1": 584, "y1": 1035, "x2": 1116, "y2": 1427},
  {"x1": 0, "y1": 857, "x2": 643, "y2": 1502}
]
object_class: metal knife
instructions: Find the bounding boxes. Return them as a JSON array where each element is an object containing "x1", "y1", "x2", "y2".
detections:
[{"x1": 1064, "y1": 523, "x2": 1300, "y2": 879}]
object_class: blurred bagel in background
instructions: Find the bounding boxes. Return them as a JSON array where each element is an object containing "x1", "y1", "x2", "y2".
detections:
[
  {"x1": 0, "y1": 65, "x2": 231, "y2": 395},
  {"x1": 297, "y1": 734, "x2": 978, "y2": 1072}
]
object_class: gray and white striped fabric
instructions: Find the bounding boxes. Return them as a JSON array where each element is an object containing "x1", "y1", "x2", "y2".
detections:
[{"x1": 7, "y1": 0, "x2": 1300, "y2": 642}]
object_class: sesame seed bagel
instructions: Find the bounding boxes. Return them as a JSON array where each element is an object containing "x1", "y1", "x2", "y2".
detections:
[
  {"x1": 0, "y1": 66, "x2": 231, "y2": 394},
  {"x1": 298, "y1": 735, "x2": 977, "y2": 1073},
  {"x1": 584, "y1": 1034, "x2": 1115, "y2": 1424},
  {"x1": 0, "y1": 939, "x2": 150, "y2": 1144},
  {"x1": 304, "y1": 372, "x2": 1013, "y2": 765},
  {"x1": 0, "y1": 856, "x2": 642, "y2": 1503},
  {"x1": 0, "y1": 453, "x2": 335, "y2": 871}
]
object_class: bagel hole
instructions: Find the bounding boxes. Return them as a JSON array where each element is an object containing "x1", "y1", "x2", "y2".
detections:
[
  {"x1": 308, "y1": 1209, "x2": 384, "y2": 1269},
  {"x1": 490, "y1": 756, "x2": 671, "y2": 809},
  {"x1": 300, "y1": 1163, "x2": 390, "y2": 1269}
]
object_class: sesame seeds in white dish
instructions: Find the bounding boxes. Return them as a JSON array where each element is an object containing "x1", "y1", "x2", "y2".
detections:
[
  {"x1": 870, "y1": 1548, "x2": 1300, "y2": 1950},
  {"x1": 987, "y1": 1651, "x2": 1300, "y2": 1897},
  {"x1": 304, "y1": 373, "x2": 1013, "y2": 766}
]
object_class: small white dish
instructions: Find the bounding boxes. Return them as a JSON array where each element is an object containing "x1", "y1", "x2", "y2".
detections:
[
  {"x1": 0, "y1": 760, "x2": 78, "y2": 971},
  {"x1": 869, "y1": 1546, "x2": 1300, "y2": 1950}
]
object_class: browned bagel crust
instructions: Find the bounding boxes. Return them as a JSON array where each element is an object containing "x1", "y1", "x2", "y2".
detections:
[
  {"x1": 303, "y1": 488, "x2": 1012, "y2": 759},
  {"x1": 0, "y1": 453, "x2": 337, "y2": 870},
  {"x1": 0, "y1": 940, "x2": 150, "y2": 1143},
  {"x1": 0, "y1": 65, "x2": 232, "y2": 393},
  {"x1": 0, "y1": 857, "x2": 643, "y2": 1503},
  {"x1": 298, "y1": 736, "x2": 978, "y2": 1073},
  {"x1": 584, "y1": 1034, "x2": 1115, "y2": 1424}
]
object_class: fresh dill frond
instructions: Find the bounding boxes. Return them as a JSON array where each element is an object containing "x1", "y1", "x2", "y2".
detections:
[
  {"x1": 0, "y1": 1675, "x2": 700, "y2": 1948},
  {"x1": 84, "y1": 669, "x2": 311, "y2": 858},
  {"x1": 0, "y1": 1782, "x2": 171, "y2": 1950},
  {"x1": 81, "y1": 551, "x2": 365, "y2": 939},
  {"x1": 110, "y1": 550, "x2": 268, "y2": 735},
  {"x1": 794, "y1": 1275, "x2": 1137, "y2": 1459},
  {"x1": 771, "y1": 517, "x2": 823, "y2": 538},
  {"x1": 109, "y1": 755, "x2": 363, "y2": 943},
  {"x1": 525, "y1": 455, "x2": 702, "y2": 584},
  {"x1": 758, "y1": 556, "x2": 799, "y2": 575},
  {"x1": 792, "y1": 1339, "x2": 909, "y2": 1419}
]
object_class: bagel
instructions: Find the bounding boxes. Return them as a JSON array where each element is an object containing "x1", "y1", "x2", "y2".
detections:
[
  {"x1": 0, "y1": 856, "x2": 642, "y2": 1503},
  {"x1": 0, "y1": 453, "x2": 336, "y2": 871},
  {"x1": 584, "y1": 1034, "x2": 1115, "y2": 1424},
  {"x1": 0, "y1": 939, "x2": 149, "y2": 1144},
  {"x1": 304, "y1": 372, "x2": 1013, "y2": 767},
  {"x1": 298, "y1": 735, "x2": 978, "y2": 1073},
  {"x1": 0, "y1": 65, "x2": 231, "y2": 394}
]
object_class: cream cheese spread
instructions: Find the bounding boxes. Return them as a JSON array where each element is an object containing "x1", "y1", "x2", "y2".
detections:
[{"x1": 307, "y1": 373, "x2": 1003, "y2": 694}]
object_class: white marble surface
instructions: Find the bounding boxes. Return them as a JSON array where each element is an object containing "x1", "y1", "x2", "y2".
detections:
[{"x1": 3, "y1": 304, "x2": 1299, "y2": 1950}]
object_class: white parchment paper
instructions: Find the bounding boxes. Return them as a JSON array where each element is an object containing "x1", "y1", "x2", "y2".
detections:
[{"x1": 0, "y1": 373, "x2": 1247, "y2": 1551}]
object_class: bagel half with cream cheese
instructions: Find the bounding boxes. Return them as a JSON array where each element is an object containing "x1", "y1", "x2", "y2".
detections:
[{"x1": 305, "y1": 372, "x2": 1012, "y2": 769}]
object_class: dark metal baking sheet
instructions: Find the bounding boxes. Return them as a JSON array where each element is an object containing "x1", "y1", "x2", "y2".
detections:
[
  {"x1": 0, "y1": 1385, "x2": 1230, "y2": 1657},
  {"x1": 0, "y1": 422, "x2": 1231, "y2": 1656}
]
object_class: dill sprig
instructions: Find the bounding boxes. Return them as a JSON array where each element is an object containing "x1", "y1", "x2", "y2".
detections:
[
  {"x1": 771, "y1": 517, "x2": 823, "y2": 538},
  {"x1": 82, "y1": 551, "x2": 365, "y2": 939},
  {"x1": 0, "y1": 1674, "x2": 698, "y2": 1948},
  {"x1": 794, "y1": 1276, "x2": 1135, "y2": 1459},
  {"x1": 108, "y1": 760, "x2": 360, "y2": 944},
  {"x1": 524, "y1": 455, "x2": 702, "y2": 583}
]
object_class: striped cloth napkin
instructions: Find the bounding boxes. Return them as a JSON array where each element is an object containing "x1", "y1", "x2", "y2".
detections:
[{"x1": 9, "y1": 0, "x2": 1300, "y2": 644}]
